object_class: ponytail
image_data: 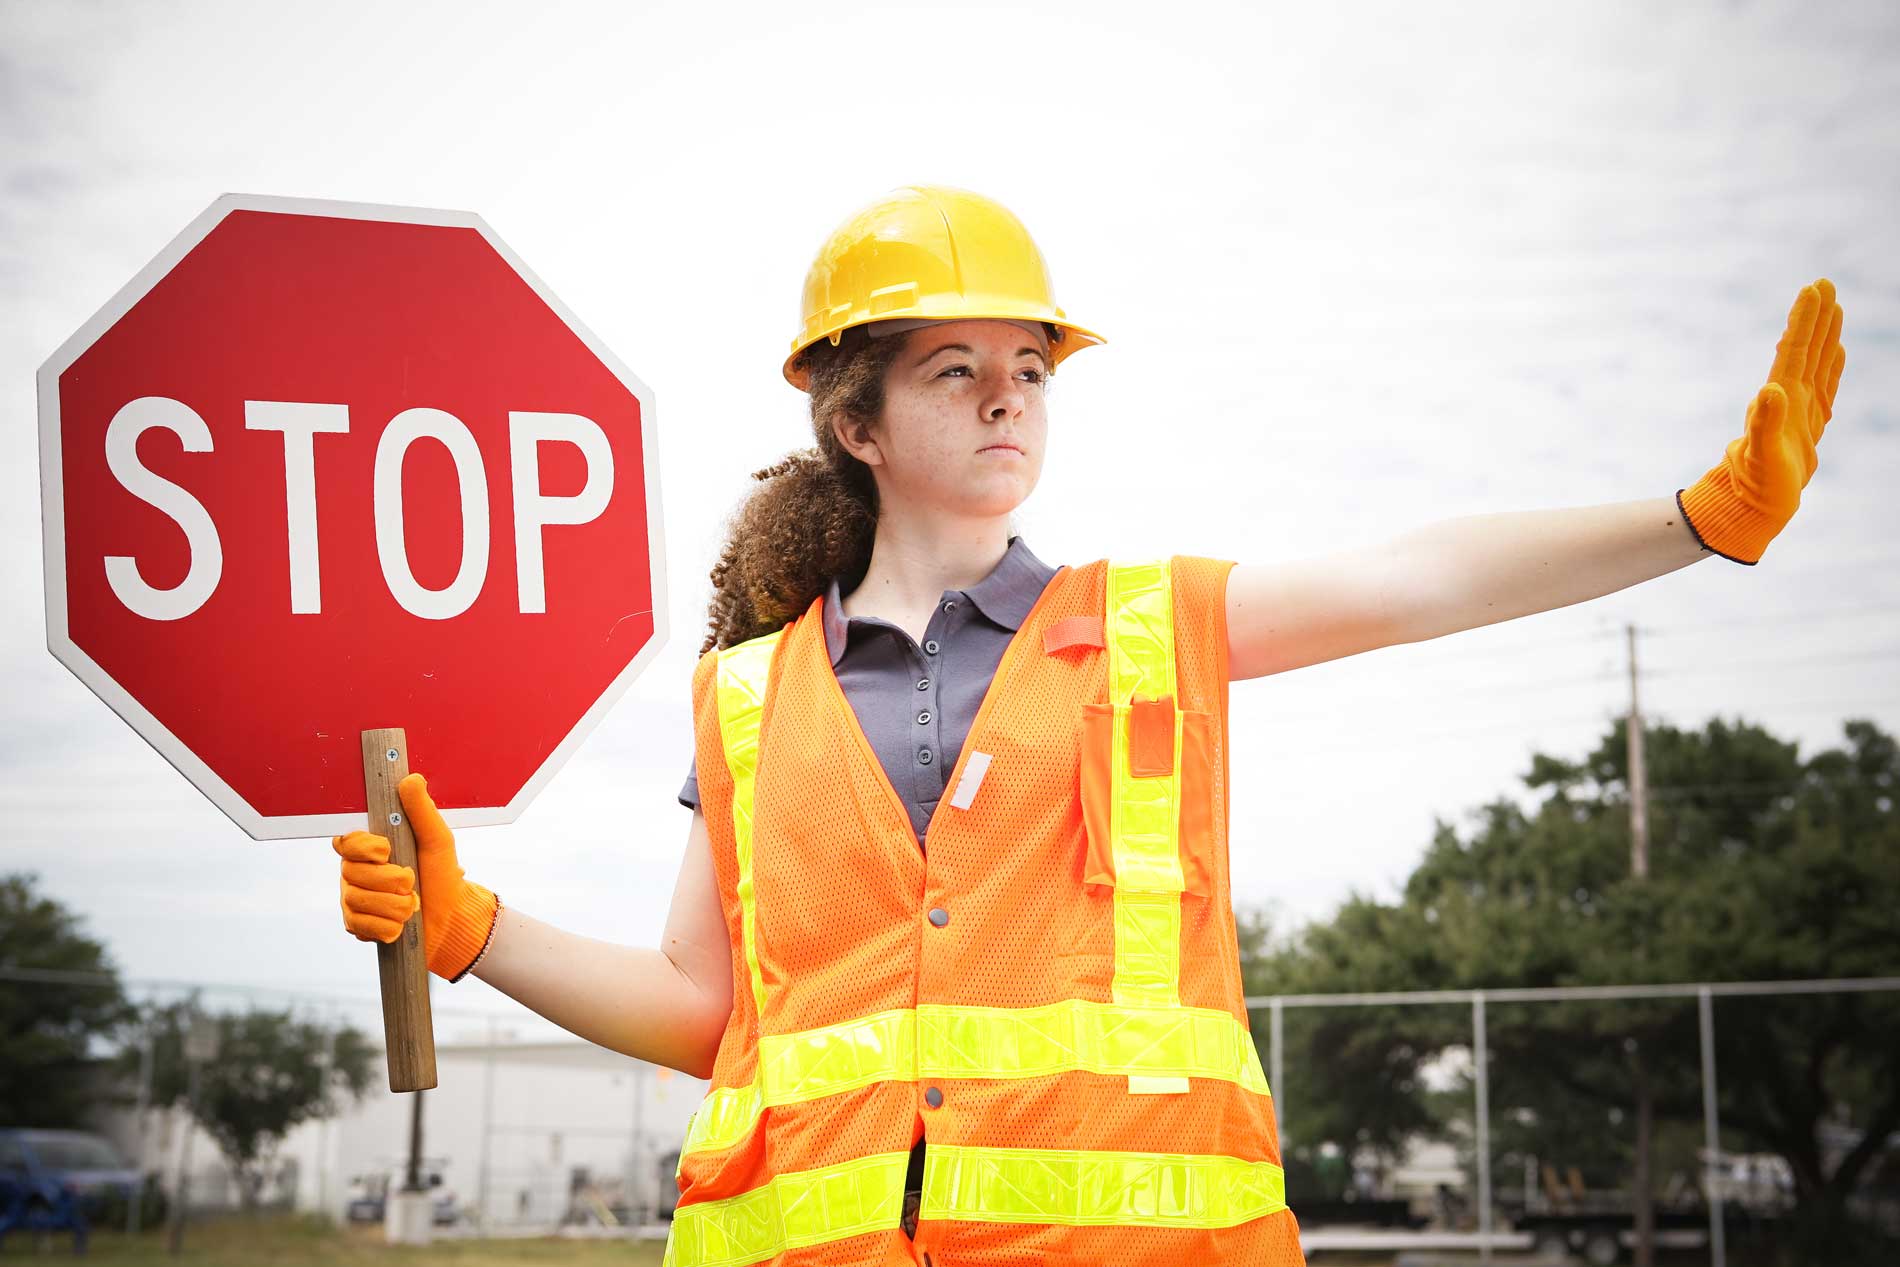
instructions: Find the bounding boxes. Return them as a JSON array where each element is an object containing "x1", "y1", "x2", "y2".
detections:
[{"x1": 700, "y1": 328, "x2": 908, "y2": 653}]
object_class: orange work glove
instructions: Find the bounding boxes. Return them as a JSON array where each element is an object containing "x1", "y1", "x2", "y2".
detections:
[
  {"x1": 334, "y1": 772, "x2": 499, "y2": 981},
  {"x1": 1678, "y1": 277, "x2": 1846, "y2": 564}
]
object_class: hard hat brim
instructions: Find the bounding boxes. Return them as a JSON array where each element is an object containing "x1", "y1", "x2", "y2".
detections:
[{"x1": 783, "y1": 315, "x2": 1105, "y2": 391}]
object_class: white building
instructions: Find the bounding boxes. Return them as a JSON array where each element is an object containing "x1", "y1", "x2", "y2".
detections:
[{"x1": 95, "y1": 1031, "x2": 708, "y2": 1232}]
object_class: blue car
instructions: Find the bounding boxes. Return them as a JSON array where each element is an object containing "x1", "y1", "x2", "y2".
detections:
[{"x1": 0, "y1": 1129, "x2": 142, "y2": 1227}]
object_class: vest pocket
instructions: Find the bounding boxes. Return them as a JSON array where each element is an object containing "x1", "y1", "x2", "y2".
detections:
[{"x1": 1079, "y1": 697, "x2": 1215, "y2": 898}]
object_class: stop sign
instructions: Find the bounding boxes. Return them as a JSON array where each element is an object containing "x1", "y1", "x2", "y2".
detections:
[{"x1": 39, "y1": 193, "x2": 666, "y2": 840}]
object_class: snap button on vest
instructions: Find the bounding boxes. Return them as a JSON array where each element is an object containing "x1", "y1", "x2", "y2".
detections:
[
  {"x1": 928, "y1": 907, "x2": 949, "y2": 927},
  {"x1": 924, "y1": 1086, "x2": 944, "y2": 1108}
]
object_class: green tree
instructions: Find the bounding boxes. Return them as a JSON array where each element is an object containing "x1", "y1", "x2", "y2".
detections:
[
  {"x1": 1248, "y1": 716, "x2": 1900, "y2": 1251},
  {"x1": 126, "y1": 1003, "x2": 377, "y2": 1207},
  {"x1": 0, "y1": 873, "x2": 134, "y2": 1127}
]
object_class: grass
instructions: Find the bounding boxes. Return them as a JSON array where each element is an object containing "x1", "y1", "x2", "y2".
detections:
[
  {"x1": 4, "y1": 1219, "x2": 1821, "y2": 1266},
  {"x1": 0, "y1": 1213, "x2": 669, "y2": 1264}
]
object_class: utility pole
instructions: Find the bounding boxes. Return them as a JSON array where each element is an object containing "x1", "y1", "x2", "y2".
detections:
[
  {"x1": 1626, "y1": 623, "x2": 1649, "y2": 879},
  {"x1": 166, "y1": 1061, "x2": 198, "y2": 1256},
  {"x1": 405, "y1": 1089, "x2": 426, "y2": 1195},
  {"x1": 630, "y1": 1063, "x2": 648, "y2": 1225},
  {"x1": 128, "y1": 1002, "x2": 154, "y2": 1236},
  {"x1": 168, "y1": 1000, "x2": 217, "y2": 1257},
  {"x1": 1626, "y1": 623, "x2": 1656, "y2": 881},
  {"x1": 386, "y1": 978, "x2": 434, "y2": 1245},
  {"x1": 314, "y1": 1011, "x2": 335, "y2": 1218},
  {"x1": 1625, "y1": 622, "x2": 1654, "y2": 1267},
  {"x1": 479, "y1": 1017, "x2": 497, "y2": 1232}
]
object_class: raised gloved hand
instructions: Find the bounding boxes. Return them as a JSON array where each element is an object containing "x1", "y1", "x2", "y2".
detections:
[
  {"x1": 1678, "y1": 278, "x2": 1846, "y2": 564},
  {"x1": 334, "y1": 772, "x2": 499, "y2": 981}
]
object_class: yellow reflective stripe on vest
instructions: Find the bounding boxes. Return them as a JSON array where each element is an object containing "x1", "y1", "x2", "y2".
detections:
[
  {"x1": 1103, "y1": 560, "x2": 1186, "y2": 1013},
  {"x1": 682, "y1": 1000, "x2": 1270, "y2": 1160},
  {"x1": 920, "y1": 1000, "x2": 1265, "y2": 1089},
  {"x1": 662, "y1": 1145, "x2": 1286, "y2": 1264},
  {"x1": 716, "y1": 631, "x2": 781, "y2": 1028},
  {"x1": 1104, "y1": 558, "x2": 1176, "y2": 704},
  {"x1": 922, "y1": 1143, "x2": 1287, "y2": 1228},
  {"x1": 680, "y1": 1080, "x2": 764, "y2": 1160},
  {"x1": 764, "y1": 1006, "x2": 916, "y2": 1099},
  {"x1": 683, "y1": 1008, "x2": 917, "y2": 1156},
  {"x1": 662, "y1": 1150, "x2": 910, "y2": 1267}
]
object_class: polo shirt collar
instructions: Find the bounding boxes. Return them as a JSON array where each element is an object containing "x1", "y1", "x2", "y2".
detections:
[
  {"x1": 821, "y1": 536, "x2": 1058, "y2": 667},
  {"x1": 964, "y1": 535, "x2": 1058, "y2": 631}
]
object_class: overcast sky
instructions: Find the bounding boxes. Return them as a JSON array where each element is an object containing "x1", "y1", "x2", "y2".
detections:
[{"x1": 3, "y1": 0, "x2": 1896, "y2": 1045}]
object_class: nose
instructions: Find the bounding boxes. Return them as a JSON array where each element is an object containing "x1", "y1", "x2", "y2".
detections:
[{"x1": 981, "y1": 373, "x2": 1026, "y2": 423}]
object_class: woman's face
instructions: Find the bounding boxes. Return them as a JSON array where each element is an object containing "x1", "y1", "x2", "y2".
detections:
[{"x1": 835, "y1": 319, "x2": 1050, "y2": 522}]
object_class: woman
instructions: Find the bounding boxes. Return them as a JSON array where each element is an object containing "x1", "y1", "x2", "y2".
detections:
[{"x1": 336, "y1": 186, "x2": 1846, "y2": 1266}]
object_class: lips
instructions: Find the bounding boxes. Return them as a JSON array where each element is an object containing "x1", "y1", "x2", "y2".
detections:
[{"x1": 979, "y1": 444, "x2": 1023, "y2": 454}]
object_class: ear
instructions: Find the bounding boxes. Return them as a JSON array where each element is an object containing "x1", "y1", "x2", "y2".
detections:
[{"x1": 830, "y1": 410, "x2": 885, "y2": 468}]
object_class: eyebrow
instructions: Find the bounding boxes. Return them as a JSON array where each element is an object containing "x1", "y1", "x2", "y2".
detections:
[{"x1": 916, "y1": 343, "x2": 1050, "y2": 368}]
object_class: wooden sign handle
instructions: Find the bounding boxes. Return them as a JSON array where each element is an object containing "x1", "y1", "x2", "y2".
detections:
[{"x1": 362, "y1": 728, "x2": 437, "y2": 1092}]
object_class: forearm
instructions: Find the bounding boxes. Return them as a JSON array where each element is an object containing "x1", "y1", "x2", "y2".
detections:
[
  {"x1": 472, "y1": 905, "x2": 729, "y2": 1078},
  {"x1": 1383, "y1": 495, "x2": 1711, "y2": 646}
]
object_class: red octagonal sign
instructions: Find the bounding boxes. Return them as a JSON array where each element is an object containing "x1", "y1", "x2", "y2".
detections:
[{"x1": 39, "y1": 194, "x2": 666, "y2": 839}]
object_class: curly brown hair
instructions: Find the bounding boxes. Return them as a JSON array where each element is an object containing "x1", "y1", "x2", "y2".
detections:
[{"x1": 698, "y1": 327, "x2": 910, "y2": 654}]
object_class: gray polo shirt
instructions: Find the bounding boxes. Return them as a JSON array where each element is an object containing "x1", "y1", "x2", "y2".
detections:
[{"x1": 678, "y1": 536, "x2": 1061, "y2": 850}]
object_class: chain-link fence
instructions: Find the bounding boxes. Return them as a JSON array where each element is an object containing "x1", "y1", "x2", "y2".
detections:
[{"x1": 1254, "y1": 975, "x2": 1900, "y2": 1263}]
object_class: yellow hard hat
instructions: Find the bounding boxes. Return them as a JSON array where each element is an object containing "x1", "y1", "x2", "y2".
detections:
[{"x1": 784, "y1": 185, "x2": 1105, "y2": 390}]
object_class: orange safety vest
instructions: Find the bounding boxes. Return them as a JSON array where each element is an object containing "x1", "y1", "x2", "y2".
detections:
[{"x1": 666, "y1": 556, "x2": 1305, "y2": 1267}]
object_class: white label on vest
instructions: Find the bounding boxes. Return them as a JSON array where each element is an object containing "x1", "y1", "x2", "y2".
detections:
[
  {"x1": 948, "y1": 751, "x2": 993, "y2": 810},
  {"x1": 1128, "y1": 1074, "x2": 1191, "y2": 1094}
]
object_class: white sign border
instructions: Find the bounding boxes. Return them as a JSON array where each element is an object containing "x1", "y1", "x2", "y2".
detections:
[{"x1": 38, "y1": 192, "x2": 670, "y2": 841}]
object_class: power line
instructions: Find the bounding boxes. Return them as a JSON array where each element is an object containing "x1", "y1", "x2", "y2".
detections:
[
  {"x1": 1639, "y1": 600, "x2": 1900, "y2": 637},
  {"x1": 1523, "y1": 777, "x2": 1886, "y2": 802},
  {"x1": 1246, "y1": 628, "x2": 1891, "y2": 707},
  {"x1": 1248, "y1": 669, "x2": 1899, "y2": 730},
  {"x1": 0, "y1": 965, "x2": 518, "y2": 1019},
  {"x1": 1365, "y1": 626, "x2": 1624, "y2": 668},
  {"x1": 1363, "y1": 640, "x2": 1892, "y2": 687},
  {"x1": 1397, "y1": 598, "x2": 1900, "y2": 669},
  {"x1": 1241, "y1": 675, "x2": 1622, "y2": 726},
  {"x1": 1368, "y1": 604, "x2": 1900, "y2": 683},
  {"x1": 1646, "y1": 647, "x2": 1900, "y2": 678},
  {"x1": 1246, "y1": 696, "x2": 1900, "y2": 757},
  {"x1": 1249, "y1": 642, "x2": 1895, "y2": 728},
  {"x1": 1646, "y1": 784, "x2": 1817, "y2": 803}
]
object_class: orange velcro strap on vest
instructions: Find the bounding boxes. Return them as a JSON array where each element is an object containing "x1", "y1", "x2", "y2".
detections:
[
  {"x1": 1042, "y1": 615, "x2": 1105, "y2": 654},
  {"x1": 1126, "y1": 694, "x2": 1176, "y2": 778}
]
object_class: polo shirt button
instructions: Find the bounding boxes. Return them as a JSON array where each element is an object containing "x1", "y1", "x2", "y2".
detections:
[
  {"x1": 918, "y1": 748, "x2": 933, "y2": 765},
  {"x1": 928, "y1": 907, "x2": 949, "y2": 927},
  {"x1": 943, "y1": 600, "x2": 958, "y2": 612},
  {"x1": 917, "y1": 710, "x2": 931, "y2": 725},
  {"x1": 917, "y1": 678, "x2": 931, "y2": 690},
  {"x1": 924, "y1": 1086, "x2": 944, "y2": 1108},
  {"x1": 923, "y1": 640, "x2": 940, "y2": 655}
]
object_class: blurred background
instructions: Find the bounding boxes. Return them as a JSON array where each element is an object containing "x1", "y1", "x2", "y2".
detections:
[{"x1": 1, "y1": 0, "x2": 1895, "y2": 1262}]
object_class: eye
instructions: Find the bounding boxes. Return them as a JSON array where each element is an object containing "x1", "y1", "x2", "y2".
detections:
[{"x1": 934, "y1": 363, "x2": 1046, "y2": 384}]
